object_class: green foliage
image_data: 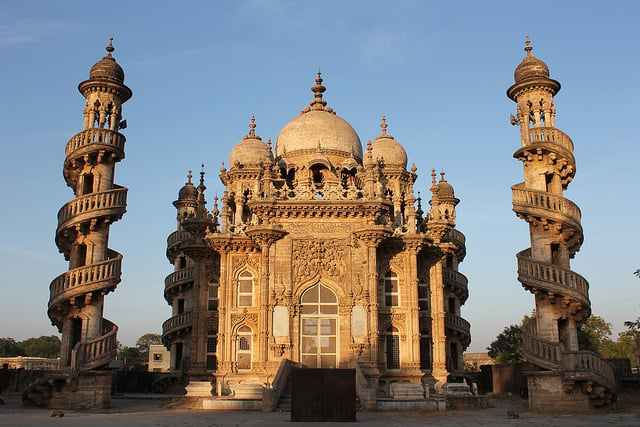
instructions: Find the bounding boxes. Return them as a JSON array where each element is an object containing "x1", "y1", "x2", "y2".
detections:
[
  {"x1": 19, "y1": 335, "x2": 61, "y2": 358},
  {"x1": 0, "y1": 336, "x2": 60, "y2": 357},
  {"x1": 487, "y1": 325, "x2": 523, "y2": 362},
  {"x1": 578, "y1": 315, "x2": 613, "y2": 353},
  {"x1": 135, "y1": 333, "x2": 162, "y2": 358},
  {"x1": 600, "y1": 330, "x2": 639, "y2": 368},
  {"x1": 0, "y1": 338, "x2": 24, "y2": 357},
  {"x1": 116, "y1": 333, "x2": 162, "y2": 370}
]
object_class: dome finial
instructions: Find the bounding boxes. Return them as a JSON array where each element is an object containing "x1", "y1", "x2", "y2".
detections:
[
  {"x1": 381, "y1": 115, "x2": 388, "y2": 136},
  {"x1": 440, "y1": 171, "x2": 446, "y2": 182},
  {"x1": 249, "y1": 114, "x2": 256, "y2": 137},
  {"x1": 431, "y1": 169, "x2": 437, "y2": 184},
  {"x1": 187, "y1": 170, "x2": 193, "y2": 184},
  {"x1": 106, "y1": 36, "x2": 115, "y2": 54},
  {"x1": 524, "y1": 35, "x2": 532, "y2": 56},
  {"x1": 310, "y1": 71, "x2": 327, "y2": 111}
]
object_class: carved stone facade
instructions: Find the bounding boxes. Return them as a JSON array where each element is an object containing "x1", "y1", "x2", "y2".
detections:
[{"x1": 162, "y1": 74, "x2": 470, "y2": 401}]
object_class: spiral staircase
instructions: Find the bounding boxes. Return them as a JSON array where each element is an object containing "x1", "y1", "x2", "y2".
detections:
[
  {"x1": 508, "y1": 39, "x2": 614, "y2": 408},
  {"x1": 24, "y1": 40, "x2": 132, "y2": 409}
]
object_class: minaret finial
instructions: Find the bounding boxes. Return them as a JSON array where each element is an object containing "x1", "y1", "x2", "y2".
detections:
[
  {"x1": 106, "y1": 36, "x2": 115, "y2": 54},
  {"x1": 310, "y1": 71, "x2": 327, "y2": 111},
  {"x1": 381, "y1": 115, "x2": 388, "y2": 136},
  {"x1": 431, "y1": 169, "x2": 437, "y2": 184},
  {"x1": 524, "y1": 35, "x2": 532, "y2": 56}
]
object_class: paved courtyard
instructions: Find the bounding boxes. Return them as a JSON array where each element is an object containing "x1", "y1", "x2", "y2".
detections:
[{"x1": 1, "y1": 395, "x2": 639, "y2": 426}]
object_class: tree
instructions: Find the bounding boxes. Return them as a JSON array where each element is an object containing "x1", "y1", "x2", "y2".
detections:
[
  {"x1": 0, "y1": 338, "x2": 24, "y2": 357},
  {"x1": 578, "y1": 315, "x2": 613, "y2": 353},
  {"x1": 135, "y1": 333, "x2": 162, "y2": 359},
  {"x1": 19, "y1": 335, "x2": 61, "y2": 358},
  {"x1": 600, "y1": 330, "x2": 638, "y2": 368},
  {"x1": 487, "y1": 325, "x2": 523, "y2": 362}
]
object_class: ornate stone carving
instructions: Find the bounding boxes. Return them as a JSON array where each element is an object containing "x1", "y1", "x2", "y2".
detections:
[
  {"x1": 230, "y1": 312, "x2": 258, "y2": 328},
  {"x1": 292, "y1": 239, "x2": 346, "y2": 282},
  {"x1": 231, "y1": 255, "x2": 260, "y2": 274}
]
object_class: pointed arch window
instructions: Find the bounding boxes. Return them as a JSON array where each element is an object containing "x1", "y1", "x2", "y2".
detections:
[
  {"x1": 384, "y1": 271, "x2": 399, "y2": 307},
  {"x1": 236, "y1": 326, "x2": 252, "y2": 370},
  {"x1": 385, "y1": 326, "x2": 400, "y2": 370},
  {"x1": 237, "y1": 271, "x2": 253, "y2": 307}
]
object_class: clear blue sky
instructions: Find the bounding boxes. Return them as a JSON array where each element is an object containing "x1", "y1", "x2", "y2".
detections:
[{"x1": 1, "y1": 1, "x2": 638, "y2": 352}]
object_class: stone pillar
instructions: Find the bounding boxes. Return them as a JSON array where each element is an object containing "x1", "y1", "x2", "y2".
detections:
[{"x1": 429, "y1": 259, "x2": 448, "y2": 384}]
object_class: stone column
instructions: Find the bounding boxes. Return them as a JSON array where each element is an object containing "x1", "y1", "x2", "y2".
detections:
[
  {"x1": 429, "y1": 259, "x2": 448, "y2": 384},
  {"x1": 405, "y1": 240, "x2": 423, "y2": 368}
]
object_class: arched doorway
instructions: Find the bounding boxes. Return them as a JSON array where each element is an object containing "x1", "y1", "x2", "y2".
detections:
[{"x1": 300, "y1": 283, "x2": 338, "y2": 368}]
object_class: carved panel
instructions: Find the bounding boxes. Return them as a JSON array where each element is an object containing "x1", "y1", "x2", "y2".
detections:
[
  {"x1": 292, "y1": 239, "x2": 346, "y2": 282},
  {"x1": 231, "y1": 255, "x2": 260, "y2": 275},
  {"x1": 230, "y1": 312, "x2": 258, "y2": 328}
]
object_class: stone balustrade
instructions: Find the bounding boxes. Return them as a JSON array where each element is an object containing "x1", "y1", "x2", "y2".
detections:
[
  {"x1": 444, "y1": 313, "x2": 471, "y2": 338},
  {"x1": 517, "y1": 249, "x2": 589, "y2": 306},
  {"x1": 562, "y1": 351, "x2": 616, "y2": 390},
  {"x1": 512, "y1": 185, "x2": 581, "y2": 229},
  {"x1": 49, "y1": 251, "x2": 122, "y2": 308},
  {"x1": 528, "y1": 127, "x2": 574, "y2": 153},
  {"x1": 164, "y1": 267, "x2": 195, "y2": 295},
  {"x1": 162, "y1": 311, "x2": 193, "y2": 336},
  {"x1": 167, "y1": 230, "x2": 194, "y2": 250},
  {"x1": 65, "y1": 128, "x2": 125, "y2": 159},
  {"x1": 443, "y1": 267, "x2": 468, "y2": 301},
  {"x1": 443, "y1": 229, "x2": 465, "y2": 248},
  {"x1": 521, "y1": 320, "x2": 561, "y2": 370},
  {"x1": 81, "y1": 320, "x2": 118, "y2": 371},
  {"x1": 57, "y1": 188, "x2": 128, "y2": 231}
]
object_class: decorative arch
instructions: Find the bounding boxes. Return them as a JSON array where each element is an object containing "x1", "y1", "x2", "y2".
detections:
[
  {"x1": 236, "y1": 269, "x2": 255, "y2": 307},
  {"x1": 299, "y1": 283, "x2": 339, "y2": 368},
  {"x1": 234, "y1": 325, "x2": 253, "y2": 370}
]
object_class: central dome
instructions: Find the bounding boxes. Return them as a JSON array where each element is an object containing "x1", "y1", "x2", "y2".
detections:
[{"x1": 275, "y1": 74, "x2": 363, "y2": 161}]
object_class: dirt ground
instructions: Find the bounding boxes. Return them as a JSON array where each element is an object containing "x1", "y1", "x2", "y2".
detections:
[{"x1": 1, "y1": 394, "x2": 639, "y2": 427}]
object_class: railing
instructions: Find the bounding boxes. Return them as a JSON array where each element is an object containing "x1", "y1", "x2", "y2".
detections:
[
  {"x1": 562, "y1": 351, "x2": 616, "y2": 390},
  {"x1": 442, "y1": 268, "x2": 468, "y2": 300},
  {"x1": 512, "y1": 184, "x2": 582, "y2": 229},
  {"x1": 443, "y1": 229, "x2": 465, "y2": 248},
  {"x1": 49, "y1": 251, "x2": 122, "y2": 308},
  {"x1": 65, "y1": 128, "x2": 125, "y2": 158},
  {"x1": 445, "y1": 313, "x2": 471, "y2": 337},
  {"x1": 528, "y1": 127, "x2": 574, "y2": 153},
  {"x1": 517, "y1": 249, "x2": 590, "y2": 305},
  {"x1": 164, "y1": 267, "x2": 195, "y2": 295},
  {"x1": 167, "y1": 230, "x2": 193, "y2": 249},
  {"x1": 263, "y1": 358, "x2": 291, "y2": 411},
  {"x1": 57, "y1": 188, "x2": 128, "y2": 229},
  {"x1": 80, "y1": 319, "x2": 118, "y2": 371},
  {"x1": 350, "y1": 358, "x2": 376, "y2": 410},
  {"x1": 162, "y1": 311, "x2": 193, "y2": 336},
  {"x1": 521, "y1": 319, "x2": 561, "y2": 371}
]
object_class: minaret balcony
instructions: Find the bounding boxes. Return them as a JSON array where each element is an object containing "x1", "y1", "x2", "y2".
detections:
[
  {"x1": 78, "y1": 319, "x2": 118, "y2": 371},
  {"x1": 57, "y1": 188, "x2": 128, "y2": 236},
  {"x1": 442, "y1": 267, "x2": 469, "y2": 303},
  {"x1": 528, "y1": 127, "x2": 574, "y2": 153},
  {"x1": 444, "y1": 313, "x2": 471, "y2": 344},
  {"x1": 164, "y1": 267, "x2": 195, "y2": 303},
  {"x1": 516, "y1": 249, "x2": 590, "y2": 309},
  {"x1": 443, "y1": 229, "x2": 465, "y2": 248},
  {"x1": 49, "y1": 251, "x2": 122, "y2": 313},
  {"x1": 162, "y1": 311, "x2": 193, "y2": 337},
  {"x1": 167, "y1": 230, "x2": 194, "y2": 251},
  {"x1": 512, "y1": 185, "x2": 582, "y2": 232},
  {"x1": 65, "y1": 128, "x2": 125, "y2": 162}
]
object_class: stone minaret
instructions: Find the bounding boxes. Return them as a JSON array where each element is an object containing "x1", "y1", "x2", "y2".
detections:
[
  {"x1": 49, "y1": 38, "x2": 131, "y2": 377},
  {"x1": 508, "y1": 37, "x2": 614, "y2": 409}
]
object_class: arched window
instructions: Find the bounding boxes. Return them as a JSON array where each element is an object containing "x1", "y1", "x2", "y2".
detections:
[
  {"x1": 236, "y1": 326, "x2": 252, "y2": 370},
  {"x1": 300, "y1": 284, "x2": 338, "y2": 368},
  {"x1": 384, "y1": 272, "x2": 399, "y2": 307},
  {"x1": 237, "y1": 271, "x2": 253, "y2": 307},
  {"x1": 385, "y1": 327, "x2": 400, "y2": 370},
  {"x1": 206, "y1": 330, "x2": 217, "y2": 371}
]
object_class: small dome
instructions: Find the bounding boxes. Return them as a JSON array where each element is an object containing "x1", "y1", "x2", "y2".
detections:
[
  {"x1": 369, "y1": 116, "x2": 407, "y2": 168},
  {"x1": 89, "y1": 39, "x2": 125, "y2": 84},
  {"x1": 229, "y1": 116, "x2": 273, "y2": 167},
  {"x1": 437, "y1": 173, "x2": 455, "y2": 198},
  {"x1": 514, "y1": 36, "x2": 549, "y2": 83},
  {"x1": 275, "y1": 74, "x2": 363, "y2": 161},
  {"x1": 178, "y1": 172, "x2": 198, "y2": 200}
]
